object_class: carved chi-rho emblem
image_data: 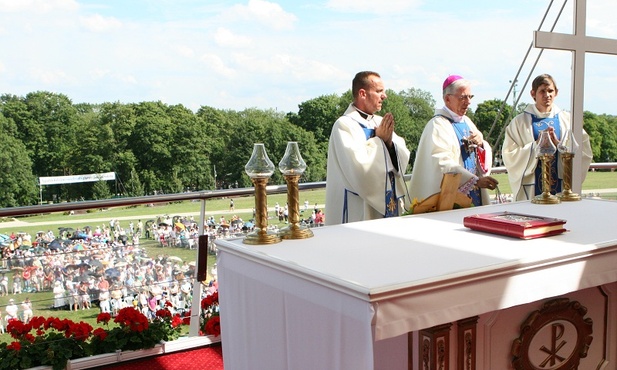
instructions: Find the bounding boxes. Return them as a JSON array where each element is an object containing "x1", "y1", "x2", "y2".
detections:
[{"x1": 511, "y1": 298, "x2": 593, "y2": 370}]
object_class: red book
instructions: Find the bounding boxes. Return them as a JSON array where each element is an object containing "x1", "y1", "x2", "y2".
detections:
[{"x1": 463, "y1": 211, "x2": 567, "y2": 239}]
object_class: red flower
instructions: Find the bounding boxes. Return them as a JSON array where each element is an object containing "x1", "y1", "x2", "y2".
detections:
[
  {"x1": 201, "y1": 292, "x2": 219, "y2": 310},
  {"x1": 115, "y1": 307, "x2": 149, "y2": 332},
  {"x1": 171, "y1": 315, "x2": 183, "y2": 328},
  {"x1": 29, "y1": 316, "x2": 46, "y2": 330},
  {"x1": 204, "y1": 316, "x2": 221, "y2": 336},
  {"x1": 97, "y1": 312, "x2": 112, "y2": 324},
  {"x1": 24, "y1": 333, "x2": 35, "y2": 343},
  {"x1": 6, "y1": 341, "x2": 21, "y2": 351},
  {"x1": 49, "y1": 318, "x2": 70, "y2": 332},
  {"x1": 93, "y1": 327, "x2": 108, "y2": 341},
  {"x1": 165, "y1": 300, "x2": 173, "y2": 307},
  {"x1": 67, "y1": 322, "x2": 93, "y2": 341},
  {"x1": 7, "y1": 319, "x2": 30, "y2": 339},
  {"x1": 156, "y1": 308, "x2": 172, "y2": 318}
]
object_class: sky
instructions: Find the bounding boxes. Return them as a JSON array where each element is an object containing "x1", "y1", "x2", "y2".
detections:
[{"x1": 1, "y1": 0, "x2": 616, "y2": 115}]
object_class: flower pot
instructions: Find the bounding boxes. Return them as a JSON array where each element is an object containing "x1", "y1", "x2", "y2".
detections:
[
  {"x1": 26, "y1": 345, "x2": 164, "y2": 370},
  {"x1": 118, "y1": 344, "x2": 164, "y2": 362},
  {"x1": 67, "y1": 351, "x2": 120, "y2": 370}
]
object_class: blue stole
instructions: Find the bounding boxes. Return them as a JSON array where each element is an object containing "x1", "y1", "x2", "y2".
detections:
[
  {"x1": 531, "y1": 114, "x2": 562, "y2": 195},
  {"x1": 452, "y1": 121, "x2": 482, "y2": 206}
]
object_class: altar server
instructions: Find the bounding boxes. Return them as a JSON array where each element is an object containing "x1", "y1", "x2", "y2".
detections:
[
  {"x1": 502, "y1": 74, "x2": 593, "y2": 201},
  {"x1": 325, "y1": 71, "x2": 410, "y2": 225},
  {"x1": 409, "y1": 75, "x2": 498, "y2": 206}
]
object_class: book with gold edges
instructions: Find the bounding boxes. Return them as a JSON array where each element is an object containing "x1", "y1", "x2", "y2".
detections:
[{"x1": 463, "y1": 211, "x2": 567, "y2": 239}]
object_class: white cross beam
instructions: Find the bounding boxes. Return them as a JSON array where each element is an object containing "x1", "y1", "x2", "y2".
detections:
[{"x1": 534, "y1": 0, "x2": 617, "y2": 193}]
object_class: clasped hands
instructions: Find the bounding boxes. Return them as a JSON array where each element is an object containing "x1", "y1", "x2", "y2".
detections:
[
  {"x1": 544, "y1": 126, "x2": 560, "y2": 146},
  {"x1": 375, "y1": 112, "x2": 395, "y2": 148}
]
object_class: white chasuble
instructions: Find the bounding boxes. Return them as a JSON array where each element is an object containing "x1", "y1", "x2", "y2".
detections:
[
  {"x1": 325, "y1": 104, "x2": 410, "y2": 226},
  {"x1": 409, "y1": 108, "x2": 493, "y2": 205}
]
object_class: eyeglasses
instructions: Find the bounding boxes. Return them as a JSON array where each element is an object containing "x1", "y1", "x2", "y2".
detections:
[{"x1": 448, "y1": 94, "x2": 474, "y2": 101}]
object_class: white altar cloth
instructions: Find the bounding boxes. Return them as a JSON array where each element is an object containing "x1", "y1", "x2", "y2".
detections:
[{"x1": 216, "y1": 199, "x2": 617, "y2": 370}]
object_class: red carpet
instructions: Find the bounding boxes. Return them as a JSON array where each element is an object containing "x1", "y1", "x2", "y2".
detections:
[{"x1": 98, "y1": 344, "x2": 224, "y2": 370}]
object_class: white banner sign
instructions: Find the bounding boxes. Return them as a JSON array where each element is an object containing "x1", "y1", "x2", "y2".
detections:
[{"x1": 39, "y1": 172, "x2": 116, "y2": 186}]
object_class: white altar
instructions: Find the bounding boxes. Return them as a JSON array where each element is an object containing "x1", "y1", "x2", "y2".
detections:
[{"x1": 216, "y1": 199, "x2": 617, "y2": 369}]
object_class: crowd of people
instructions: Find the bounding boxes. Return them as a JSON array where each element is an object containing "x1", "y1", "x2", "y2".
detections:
[{"x1": 0, "y1": 215, "x2": 225, "y2": 334}]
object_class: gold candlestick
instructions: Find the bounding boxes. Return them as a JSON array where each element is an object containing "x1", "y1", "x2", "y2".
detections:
[
  {"x1": 532, "y1": 154, "x2": 560, "y2": 204},
  {"x1": 278, "y1": 142, "x2": 313, "y2": 240},
  {"x1": 532, "y1": 130, "x2": 560, "y2": 204},
  {"x1": 559, "y1": 153, "x2": 581, "y2": 201},
  {"x1": 243, "y1": 144, "x2": 281, "y2": 245},
  {"x1": 558, "y1": 129, "x2": 581, "y2": 201}
]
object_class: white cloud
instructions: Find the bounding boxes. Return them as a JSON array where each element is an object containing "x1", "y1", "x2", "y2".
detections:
[
  {"x1": 226, "y1": 0, "x2": 297, "y2": 30},
  {"x1": 0, "y1": 0, "x2": 78, "y2": 13},
  {"x1": 200, "y1": 54, "x2": 236, "y2": 77},
  {"x1": 232, "y1": 52, "x2": 343, "y2": 81},
  {"x1": 30, "y1": 68, "x2": 69, "y2": 85},
  {"x1": 175, "y1": 45, "x2": 195, "y2": 58},
  {"x1": 119, "y1": 74, "x2": 138, "y2": 85},
  {"x1": 214, "y1": 27, "x2": 252, "y2": 48},
  {"x1": 79, "y1": 14, "x2": 122, "y2": 33},
  {"x1": 90, "y1": 69, "x2": 110, "y2": 79},
  {"x1": 326, "y1": 0, "x2": 419, "y2": 14}
]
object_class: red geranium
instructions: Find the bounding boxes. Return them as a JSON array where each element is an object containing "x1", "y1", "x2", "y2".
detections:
[
  {"x1": 171, "y1": 314, "x2": 183, "y2": 328},
  {"x1": 24, "y1": 333, "x2": 36, "y2": 343},
  {"x1": 156, "y1": 308, "x2": 172, "y2": 319},
  {"x1": 201, "y1": 291, "x2": 219, "y2": 309},
  {"x1": 204, "y1": 316, "x2": 221, "y2": 336},
  {"x1": 199, "y1": 290, "x2": 221, "y2": 337},
  {"x1": 6, "y1": 341, "x2": 21, "y2": 351},
  {"x1": 97, "y1": 312, "x2": 112, "y2": 324},
  {"x1": 115, "y1": 307, "x2": 149, "y2": 332},
  {"x1": 92, "y1": 327, "x2": 108, "y2": 341},
  {"x1": 68, "y1": 322, "x2": 94, "y2": 341},
  {"x1": 6, "y1": 319, "x2": 29, "y2": 338}
]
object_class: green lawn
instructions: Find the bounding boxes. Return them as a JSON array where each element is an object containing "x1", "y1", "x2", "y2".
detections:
[{"x1": 0, "y1": 171, "x2": 614, "y2": 344}]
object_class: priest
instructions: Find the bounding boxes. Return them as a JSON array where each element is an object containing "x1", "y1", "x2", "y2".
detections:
[
  {"x1": 502, "y1": 74, "x2": 593, "y2": 201},
  {"x1": 325, "y1": 71, "x2": 410, "y2": 225},
  {"x1": 409, "y1": 75, "x2": 498, "y2": 207}
]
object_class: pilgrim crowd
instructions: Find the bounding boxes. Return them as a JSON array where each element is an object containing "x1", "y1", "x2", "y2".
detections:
[{"x1": 0, "y1": 215, "x2": 222, "y2": 332}]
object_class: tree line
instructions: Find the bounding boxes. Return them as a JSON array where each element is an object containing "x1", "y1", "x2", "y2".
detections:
[{"x1": 0, "y1": 90, "x2": 615, "y2": 208}]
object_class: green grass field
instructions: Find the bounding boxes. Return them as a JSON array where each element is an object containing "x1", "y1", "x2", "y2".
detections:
[{"x1": 0, "y1": 171, "x2": 614, "y2": 344}]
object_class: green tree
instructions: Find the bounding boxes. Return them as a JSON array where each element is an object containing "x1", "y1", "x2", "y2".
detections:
[
  {"x1": 287, "y1": 94, "x2": 346, "y2": 149},
  {"x1": 584, "y1": 112, "x2": 617, "y2": 162},
  {"x1": 195, "y1": 106, "x2": 230, "y2": 189},
  {"x1": 123, "y1": 168, "x2": 145, "y2": 197},
  {"x1": 129, "y1": 102, "x2": 176, "y2": 194},
  {"x1": 23, "y1": 92, "x2": 80, "y2": 176},
  {"x1": 0, "y1": 114, "x2": 38, "y2": 206},
  {"x1": 473, "y1": 99, "x2": 513, "y2": 150},
  {"x1": 167, "y1": 104, "x2": 214, "y2": 191},
  {"x1": 381, "y1": 90, "x2": 414, "y2": 173},
  {"x1": 397, "y1": 88, "x2": 437, "y2": 165},
  {"x1": 92, "y1": 180, "x2": 113, "y2": 200},
  {"x1": 97, "y1": 102, "x2": 138, "y2": 185}
]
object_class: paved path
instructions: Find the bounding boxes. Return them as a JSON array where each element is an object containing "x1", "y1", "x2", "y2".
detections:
[{"x1": 0, "y1": 205, "x2": 325, "y2": 230}]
